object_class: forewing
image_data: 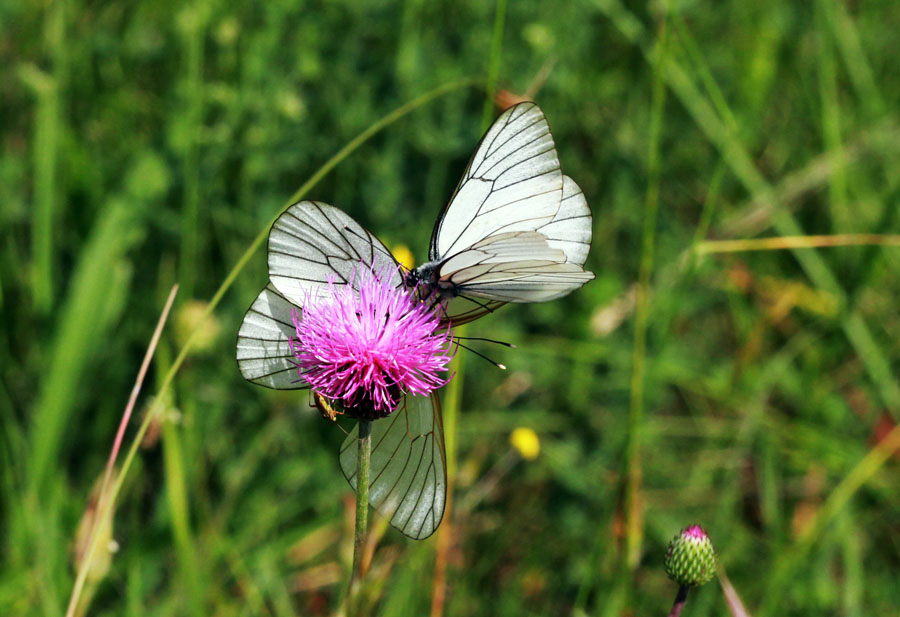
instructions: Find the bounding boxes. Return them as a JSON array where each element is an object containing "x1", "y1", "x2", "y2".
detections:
[
  {"x1": 340, "y1": 392, "x2": 446, "y2": 540},
  {"x1": 431, "y1": 103, "x2": 563, "y2": 261},
  {"x1": 236, "y1": 285, "x2": 307, "y2": 390},
  {"x1": 268, "y1": 201, "x2": 401, "y2": 305},
  {"x1": 536, "y1": 175, "x2": 592, "y2": 266}
]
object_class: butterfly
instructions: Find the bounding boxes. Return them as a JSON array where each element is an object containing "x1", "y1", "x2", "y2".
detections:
[{"x1": 236, "y1": 102, "x2": 593, "y2": 539}]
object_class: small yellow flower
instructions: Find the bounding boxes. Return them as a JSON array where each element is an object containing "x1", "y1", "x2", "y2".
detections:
[
  {"x1": 510, "y1": 427, "x2": 540, "y2": 460},
  {"x1": 391, "y1": 244, "x2": 415, "y2": 272}
]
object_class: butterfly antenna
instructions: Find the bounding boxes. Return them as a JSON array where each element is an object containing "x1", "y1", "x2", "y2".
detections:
[
  {"x1": 454, "y1": 340, "x2": 507, "y2": 370},
  {"x1": 456, "y1": 335, "x2": 517, "y2": 349}
]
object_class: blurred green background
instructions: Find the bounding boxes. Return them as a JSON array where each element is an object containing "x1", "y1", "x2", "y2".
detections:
[{"x1": 2, "y1": 0, "x2": 900, "y2": 615}]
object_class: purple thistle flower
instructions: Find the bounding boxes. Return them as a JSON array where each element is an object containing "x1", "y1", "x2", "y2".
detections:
[{"x1": 289, "y1": 264, "x2": 454, "y2": 419}]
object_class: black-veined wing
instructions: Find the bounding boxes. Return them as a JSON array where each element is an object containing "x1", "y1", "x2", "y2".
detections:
[
  {"x1": 536, "y1": 175, "x2": 592, "y2": 267},
  {"x1": 439, "y1": 232, "x2": 594, "y2": 303},
  {"x1": 418, "y1": 103, "x2": 593, "y2": 308},
  {"x1": 236, "y1": 284, "x2": 308, "y2": 390},
  {"x1": 268, "y1": 201, "x2": 402, "y2": 306},
  {"x1": 436, "y1": 296, "x2": 507, "y2": 327},
  {"x1": 238, "y1": 202, "x2": 402, "y2": 389},
  {"x1": 339, "y1": 392, "x2": 446, "y2": 540},
  {"x1": 429, "y1": 102, "x2": 563, "y2": 262}
]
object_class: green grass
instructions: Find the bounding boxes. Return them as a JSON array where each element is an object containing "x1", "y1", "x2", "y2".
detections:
[{"x1": 2, "y1": 1, "x2": 900, "y2": 616}]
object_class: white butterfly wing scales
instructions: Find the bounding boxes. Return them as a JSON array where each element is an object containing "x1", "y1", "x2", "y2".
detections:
[
  {"x1": 537, "y1": 175, "x2": 592, "y2": 267},
  {"x1": 429, "y1": 103, "x2": 594, "y2": 305},
  {"x1": 439, "y1": 232, "x2": 567, "y2": 273},
  {"x1": 268, "y1": 201, "x2": 401, "y2": 306},
  {"x1": 440, "y1": 231, "x2": 594, "y2": 302},
  {"x1": 452, "y1": 263, "x2": 594, "y2": 302},
  {"x1": 236, "y1": 285, "x2": 307, "y2": 390},
  {"x1": 340, "y1": 393, "x2": 446, "y2": 540},
  {"x1": 433, "y1": 103, "x2": 564, "y2": 260}
]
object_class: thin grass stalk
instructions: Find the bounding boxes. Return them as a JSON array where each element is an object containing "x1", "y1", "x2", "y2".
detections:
[
  {"x1": 161, "y1": 400, "x2": 202, "y2": 617},
  {"x1": 177, "y1": 6, "x2": 207, "y2": 300},
  {"x1": 717, "y1": 569, "x2": 752, "y2": 617},
  {"x1": 815, "y1": 0, "x2": 850, "y2": 232},
  {"x1": 760, "y1": 422, "x2": 900, "y2": 615},
  {"x1": 432, "y1": 11, "x2": 506, "y2": 616},
  {"x1": 624, "y1": 5, "x2": 668, "y2": 574},
  {"x1": 63, "y1": 78, "x2": 480, "y2": 617},
  {"x1": 30, "y1": 0, "x2": 66, "y2": 315},
  {"x1": 65, "y1": 284, "x2": 178, "y2": 617},
  {"x1": 594, "y1": 0, "x2": 900, "y2": 417},
  {"x1": 429, "y1": 326, "x2": 463, "y2": 617},
  {"x1": 480, "y1": 0, "x2": 507, "y2": 129},
  {"x1": 696, "y1": 234, "x2": 900, "y2": 254}
]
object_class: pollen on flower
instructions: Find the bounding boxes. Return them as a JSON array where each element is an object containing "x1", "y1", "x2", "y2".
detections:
[{"x1": 289, "y1": 264, "x2": 454, "y2": 419}]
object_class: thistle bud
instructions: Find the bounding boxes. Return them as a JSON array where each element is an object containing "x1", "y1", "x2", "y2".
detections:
[{"x1": 664, "y1": 525, "x2": 716, "y2": 587}]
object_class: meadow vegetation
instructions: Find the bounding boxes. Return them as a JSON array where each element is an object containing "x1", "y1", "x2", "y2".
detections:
[{"x1": 2, "y1": 0, "x2": 899, "y2": 615}]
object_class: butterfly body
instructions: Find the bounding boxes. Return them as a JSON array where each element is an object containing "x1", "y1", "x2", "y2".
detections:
[{"x1": 405, "y1": 261, "x2": 456, "y2": 302}]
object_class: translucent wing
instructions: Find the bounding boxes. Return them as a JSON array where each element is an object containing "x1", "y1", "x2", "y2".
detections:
[
  {"x1": 536, "y1": 175, "x2": 592, "y2": 267},
  {"x1": 340, "y1": 392, "x2": 446, "y2": 540},
  {"x1": 430, "y1": 103, "x2": 563, "y2": 261},
  {"x1": 436, "y1": 296, "x2": 507, "y2": 327},
  {"x1": 268, "y1": 201, "x2": 402, "y2": 306},
  {"x1": 437, "y1": 231, "x2": 594, "y2": 303},
  {"x1": 236, "y1": 285, "x2": 307, "y2": 390},
  {"x1": 423, "y1": 105, "x2": 593, "y2": 308}
]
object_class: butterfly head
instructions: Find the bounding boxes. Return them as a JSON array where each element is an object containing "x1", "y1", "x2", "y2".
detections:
[{"x1": 406, "y1": 261, "x2": 458, "y2": 303}]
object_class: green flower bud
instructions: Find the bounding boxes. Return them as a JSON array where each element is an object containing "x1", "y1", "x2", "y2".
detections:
[{"x1": 664, "y1": 525, "x2": 716, "y2": 587}]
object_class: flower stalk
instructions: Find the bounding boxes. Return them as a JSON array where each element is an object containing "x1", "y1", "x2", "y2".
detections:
[
  {"x1": 349, "y1": 419, "x2": 372, "y2": 609},
  {"x1": 667, "y1": 585, "x2": 689, "y2": 617}
]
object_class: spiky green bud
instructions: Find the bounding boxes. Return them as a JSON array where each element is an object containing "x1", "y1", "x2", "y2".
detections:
[{"x1": 664, "y1": 525, "x2": 716, "y2": 587}]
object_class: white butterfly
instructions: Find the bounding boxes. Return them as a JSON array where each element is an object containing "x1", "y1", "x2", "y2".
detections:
[
  {"x1": 406, "y1": 102, "x2": 593, "y2": 317},
  {"x1": 236, "y1": 102, "x2": 593, "y2": 539}
]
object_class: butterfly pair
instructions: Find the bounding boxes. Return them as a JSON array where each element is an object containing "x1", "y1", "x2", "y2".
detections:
[{"x1": 237, "y1": 102, "x2": 594, "y2": 539}]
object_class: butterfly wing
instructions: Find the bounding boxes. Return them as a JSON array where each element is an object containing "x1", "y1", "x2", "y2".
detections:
[
  {"x1": 536, "y1": 175, "x2": 592, "y2": 267},
  {"x1": 438, "y1": 231, "x2": 594, "y2": 303},
  {"x1": 436, "y1": 296, "x2": 507, "y2": 327},
  {"x1": 427, "y1": 104, "x2": 593, "y2": 306},
  {"x1": 430, "y1": 102, "x2": 564, "y2": 262},
  {"x1": 268, "y1": 201, "x2": 402, "y2": 306},
  {"x1": 236, "y1": 284, "x2": 307, "y2": 390},
  {"x1": 340, "y1": 392, "x2": 446, "y2": 540},
  {"x1": 238, "y1": 202, "x2": 401, "y2": 389}
]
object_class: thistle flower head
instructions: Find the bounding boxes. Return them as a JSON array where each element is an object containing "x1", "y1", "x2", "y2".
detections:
[
  {"x1": 664, "y1": 525, "x2": 717, "y2": 587},
  {"x1": 290, "y1": 264, "x2": 454, "y2": 419}
]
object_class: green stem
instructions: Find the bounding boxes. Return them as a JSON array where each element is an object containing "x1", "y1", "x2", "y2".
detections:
[
  {"x1": 480, "y1": 0, "x2": 507, "y2": 129},
  {"x1": 624, "y1": 7, "x2": 668, "y2": 572},
  {"x1": 349, "y1": 420, "x2": 372, "y2": 611}
]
